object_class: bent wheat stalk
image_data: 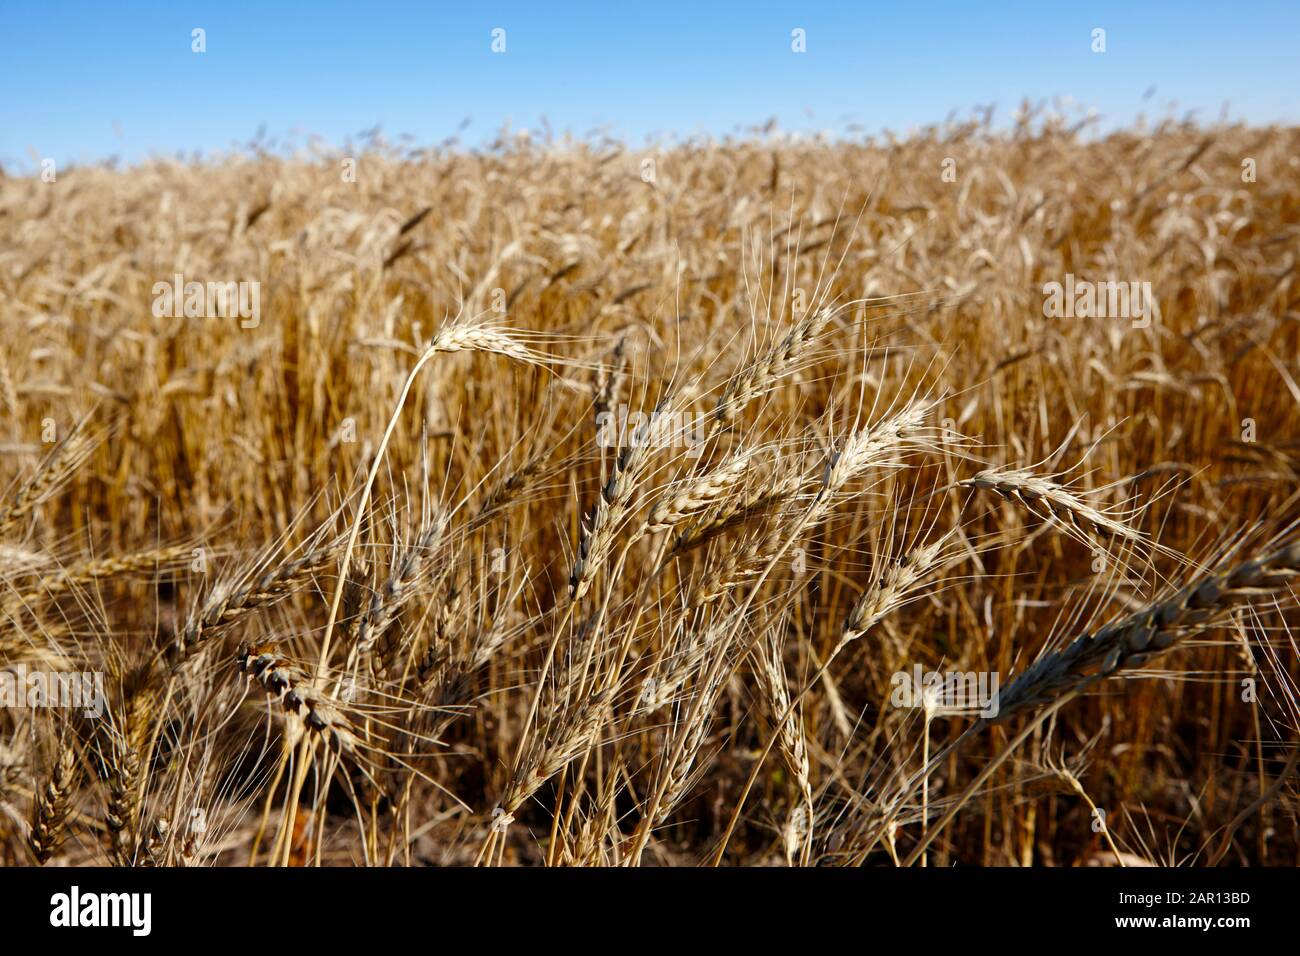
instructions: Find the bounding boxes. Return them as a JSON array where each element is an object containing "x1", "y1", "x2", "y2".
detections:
[{"x1": 284, "y1": 315, "x2": 549, "y2": 866}]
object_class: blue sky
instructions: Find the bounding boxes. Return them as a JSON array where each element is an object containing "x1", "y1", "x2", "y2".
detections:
[{"x1": 3, "y1": 1, "x2": 1297, "y2": 170}]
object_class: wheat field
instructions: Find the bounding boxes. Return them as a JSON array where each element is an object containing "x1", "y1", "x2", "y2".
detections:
[{"x1": 1, "y1": 114, "x2": 1298, "y2": 867}]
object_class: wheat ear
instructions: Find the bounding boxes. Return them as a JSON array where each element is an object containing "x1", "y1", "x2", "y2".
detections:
[
  {"x1": 0, "y1": 422, "x2": 96, "y2": 536},
  {"x1": 995, "y1": 537, "x2": 1300, "y2": 720},
  {"x1": 29, "y1": 739, "x2": 77, "y2": 864},
  {"x1": 960, "y1": 468, "x2": 1146, "y2": 546},
  {"x1": 173, "y1": 542, "x2": 337, "y2": 666}
]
